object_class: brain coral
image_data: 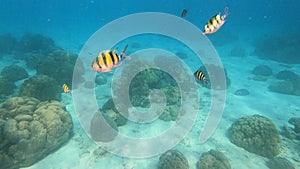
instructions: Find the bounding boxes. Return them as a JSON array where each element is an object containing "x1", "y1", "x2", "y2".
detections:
[
  {"x1": 18, "y1": 74, "x2": 61, "y2": 101},
  {"x1": 158, "y1": 150, "x2": 189, "y2": 169},
  {"x1": 0, "y1": 97, "x2": 73, "y2": 169},
  {"x1": 197, "y1": 149, "x2": 231, "y2": 169},
  {"x1": 228, "y1": 115, "x2": 281, "y2": 158}
]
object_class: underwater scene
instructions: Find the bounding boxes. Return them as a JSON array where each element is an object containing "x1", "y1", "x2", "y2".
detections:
[{"x1": 0, "y1": 0, "x2": 300, "y2": 169}]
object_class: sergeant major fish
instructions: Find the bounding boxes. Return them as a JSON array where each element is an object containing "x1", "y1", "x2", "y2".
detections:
[
  {"x1": 203, "y1": 7, "x2": 230, "y2": 35},
  {"x1": 194, "y1": 69, "x2": 208, "y2": 83},
  {"x1": 91, "y1": 45, "x2": 128, "y2": 72}
]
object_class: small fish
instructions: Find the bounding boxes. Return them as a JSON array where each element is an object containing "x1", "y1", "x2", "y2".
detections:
[
  {"x1": 62, "y1": 84, "x2": 71, "y2": 93},
  {"x1": 181, "y1": 9, "x2": 188, "y2": 18},
  {"x1": 203, "y1": 7, "x2": 230, "y2": 35},
  {"x1": 194, "y1": 70, "x2": 208, "y2": 83},
  {"x1": 91, "y1": 45, "x2": 128, "y2": 72}
]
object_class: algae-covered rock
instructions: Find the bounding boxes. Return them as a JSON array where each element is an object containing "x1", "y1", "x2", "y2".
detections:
[
  {"x1": 159, "y1": 105, "x2": 179, "y2": 122},
  {"x1": 16, "y1": 33, "x2": 56, "y2": 53},
  {"x1": 228, "y1": 115, "x2": 281, "y2": 158},
  {"x1": 1, "y1": 64, "x2": 28, "y2": 82},
  {"x1": 0, "y1": 97, "x2": 73, "y2": 169},
  {"x1": 18, "y1": 74, "x2": 61, "y2": 101},
  {"x1": 288, "y1": 117, "x2": 300, "y2": 133},
  {"x1": 197, "y1": 149, "x2": 231, "y2": 169},
  {"x1": 90, "y1": 111, "x2": 118, "y2": 142},
  {"x1": 101, "y1": 98, "x2": 127, "y2": 126},
  {"x1": 269, "y1": 70, "x2": 300, "y2": 96},
  {"x1": 36, "y1": 49, "x2": 79, "y2": 84},
  {"x1": 266, "y1": 157, "x2": 295, "y2": 169},
  {"x1": 128, "y1": 68, "x2": 180, "y2": 108},
  {"x1": 268, "y1": 80, "x2": 300, "y2": 96},
  {"x1": 252, "y1": 65, "x2": 273, "y2": 76},
  {"x1": 276, "y1": 70, "x2": 299, "y2": 82},
  {"x1": 234, "y1": 89, "x2": 250, "y2": 96},
  {"x1": 158, "y1": 150, "x2": 189, "y2": 169}
]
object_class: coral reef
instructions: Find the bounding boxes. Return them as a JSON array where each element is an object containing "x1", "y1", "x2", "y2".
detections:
[
  {"x1": 234, "y1": 89, "x2": 250, "y2": 96},
  {"x1": 101, "y1": 98, "x2": 127, "y2": 126},
  {"x1": 0, "y1": 97, "x2": 73, "y2": 169},
  {"x1": 18, "y1": 74, "x2": 61, "y2": 101},
  {"x1": 228, "y1": 115, "x2": 281, "y2": 158},
  {"x1": 90, "y1": 111, "x2": 118, "y2": 142},
  {"x1": 158, "y1": 150, "x2": 189, "y2": 169},
  {"x1": 1, "y1": 64, "x2": 28, "y2": 82},
  {"x1": 36, "y1": 49, "x2": 79, "y2": 85},
  {"x1": 0, "y1": 33, "x2": 17, "y2": 56},
  {"x1": 252, "y1": 65, "x2": 273, "y2": 76},
  {"x1": 253, "y1": 34, "x2": 300, "y2": 64},
  {"x1": 15, "y1": 33, "x2": 56, "y2": 53},
  {"x1": 0, "y1": 76, "x2": 16, "y2": 97},
  {"x1": 268, "y1": 70, "x2": 300, "y2": 96},
  {"x1": 266, "y1": 157, "x2": 295, "y2": 169},
  {"x1": 196, "y1": 149, "x2": 231, "y2": 169},
  {"x1": 128, "y1": 67, "x2": 180, "y2": 108},
  {"x1": 159, "y1": 105, "x2": 179, "y2": 122}
]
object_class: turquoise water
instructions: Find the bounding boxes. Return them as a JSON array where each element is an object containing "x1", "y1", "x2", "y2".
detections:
[{"x1": 0, "y1": 0, "x2": 299, "y2": 169}]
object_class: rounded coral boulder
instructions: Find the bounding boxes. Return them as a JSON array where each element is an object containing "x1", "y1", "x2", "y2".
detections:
[{"x1": 228, "y1": 115, "x2": 281, "y2": 158}]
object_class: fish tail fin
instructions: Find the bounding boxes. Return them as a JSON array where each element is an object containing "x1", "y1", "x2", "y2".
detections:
[
  {"x1": 223, "y1": 6, "x2": 230, "y2": 19},
  {"x1": 121, "y1": 44, "x2": 128, "y2": 58}
]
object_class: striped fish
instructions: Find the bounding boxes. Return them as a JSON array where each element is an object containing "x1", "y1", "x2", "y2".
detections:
[
  {"x1": 62, "y1": 84, "x2": 71, "y2": 93},
  {"x1": 91, "y1": 45, "x2": 128, "y2": 72},
  {"x1": 203, "y1": 7, "x2": 230, "y2": 35},
  {"x1": 194, "y1": 70, "x2": 208, "y2": 83}
]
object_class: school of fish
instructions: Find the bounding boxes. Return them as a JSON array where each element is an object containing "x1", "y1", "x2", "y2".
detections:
[{"x1": 62, "y1": 7, "x2": 230, "y2": 93}]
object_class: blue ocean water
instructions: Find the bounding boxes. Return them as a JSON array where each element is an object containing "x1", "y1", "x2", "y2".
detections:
[{"x1": 0, "y1": 0, "x2": 300, "y2": 169}]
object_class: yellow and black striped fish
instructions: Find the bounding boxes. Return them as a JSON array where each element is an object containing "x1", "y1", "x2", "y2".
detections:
[
  {"x1": 62, "y1": 84, "x2": 71, "y2": 93},
  {"x1": 91, "y1": 45, "x2": 128, "y2": 72},
  {"x1": 203, "y1": 7, "x2": 230, "y2": 35},
  {"x1": 194, "y1": 70, "x2": 208, "y2": 83}
]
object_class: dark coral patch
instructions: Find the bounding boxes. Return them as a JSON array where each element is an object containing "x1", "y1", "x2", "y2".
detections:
[{"x1": 228, "y1": 115, "x2": 281, "y2": 158}]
